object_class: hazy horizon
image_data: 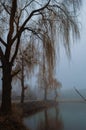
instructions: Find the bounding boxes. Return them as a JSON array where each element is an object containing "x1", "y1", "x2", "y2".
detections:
[{"x1": 57, "y1": 1, "x2": 86, "y2": 90}]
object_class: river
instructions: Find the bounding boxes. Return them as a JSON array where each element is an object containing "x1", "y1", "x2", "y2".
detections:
[{"x1": 24, "y1": 102, "x2": 86, "y2": 130}]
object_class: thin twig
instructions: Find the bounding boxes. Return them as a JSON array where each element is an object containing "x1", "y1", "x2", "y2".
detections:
[{"x1": 74, "y1": 87, "x2": 86, "y2": 101}]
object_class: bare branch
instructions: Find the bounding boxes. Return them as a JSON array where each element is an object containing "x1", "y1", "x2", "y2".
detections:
[
  {"x1": 23, "y1": 27, "x2": 42, "y2": 40},
  {"x1": 12, "y1": 0, "x2": 51, "y2": 43},
  {"x1": 0, "y1": 37, "x2": 7, "y2": 47},
  {"x1": 0, "y1": 46, "x2": 4, "y2": 62},
  {"x1": 74, "y1": 87, "x2": 86, "y2": 101},
  {"x1": 11, "y1": 36, "x2": 21, "y2": 65},
  {"x1": 48, "y1": 4, "x2": 70, "y2": 18},
  {"x1": 21, "y1": 0, "x2": 50, "y2": 28},
  {"x1": 11, "y1": 68, "x2": 21, "y2": 77},
  {"x1": 21, "y1": 0, "x2": 34, "y2": 11},
  {"x1": 1, "y1": 2, "x2": 11, "y2": 15},
  {"x1": 7, "y1": 0, "x2": 17, "y2": 43}
]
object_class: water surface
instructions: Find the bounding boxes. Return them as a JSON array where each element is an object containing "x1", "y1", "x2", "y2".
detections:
[{"x1": 24, "y1": 102, "x2": 86, "y2": 130}]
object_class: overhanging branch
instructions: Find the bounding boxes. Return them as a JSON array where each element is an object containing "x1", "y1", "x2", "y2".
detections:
[
  {"x1": 12, "y1": 0, "x2": 51, "y2": 43},
  {"x1": 23, "y1": 27, "x2": 42, "y2": 40},
  {"x1": 21, "y1": 0, "x2": 51, "y2": 28}
]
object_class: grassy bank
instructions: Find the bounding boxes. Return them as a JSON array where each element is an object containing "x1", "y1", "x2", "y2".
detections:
[
  {"x1": 19, "y1": 100, "x2": 58, "y2": 116},
  {"x1": 0, "y1": 104, "x2": 29, "y2": 130},
  {"x1": 0, "y1": 100, "x2": 58, "y2": 130}
]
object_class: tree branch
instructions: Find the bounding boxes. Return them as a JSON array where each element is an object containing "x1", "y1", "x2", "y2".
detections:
[
  {"x1": 7, "y1": 0, "x2": 17, "y2": 44},
  {"x1": 74, "y1": 87, "x2": 86, "y2": 101},
  {"x1": 11, "y1": 36, "x2": 21, "y2": 65},
  {"x1": 11, "y1": 68, "x2": 21, "y2": 77},
  {"x1": 12, "y1": 0, "x2": 51, "y2": 43},
  {"x1": 0, "y1": 37, "x2": 7, "y2": 47},
  {"x1": 21, "y1": 0, "x2": 51, "y2": 29},
  {"x1": 23, "y1": 27, "x2": 42, "y2": 40},
  {"x1": 1, "y1": 2, "x2": 11, "y2": 15},
  {"x1": 21, "y1": 0, "x2": 34, "y2": 11},
  {"x1": 0, "y1": 47, "x2": 4, "y2": 63}
]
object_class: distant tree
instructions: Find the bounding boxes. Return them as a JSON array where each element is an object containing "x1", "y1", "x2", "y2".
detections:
[
  {"x1": 38, "y1": 68, "x2": 61, "y2": 100},
  {"x1": 50, "y1": 78, "x2": 62, "y2": 101},
  {"x1": 12, "y1": 43, "x2": 38, "y2": 103},
  {"x1": 0, "y1": 0, "x2": 81, "y2": 114}
]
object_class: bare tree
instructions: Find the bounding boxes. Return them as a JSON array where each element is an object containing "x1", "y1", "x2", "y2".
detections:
[
  {"x1": 0, "y1": 0, "x2": 81, "y2": 114},
  {"x1": 12, "y1": 43, "x2": 38, "y2": 103}
]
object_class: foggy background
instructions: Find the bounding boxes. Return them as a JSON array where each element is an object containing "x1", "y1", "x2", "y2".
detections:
[
  {"x1": 57, "y1": 1, "x2": 86, "y2": 90},
  {"x1": 0, "y1": 1, "x2": 86, "y2": 93}
]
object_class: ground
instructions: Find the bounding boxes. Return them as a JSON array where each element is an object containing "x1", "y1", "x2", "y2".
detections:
[{"x1": 0, "y1": 100, "x2": 58, "y2": 130}]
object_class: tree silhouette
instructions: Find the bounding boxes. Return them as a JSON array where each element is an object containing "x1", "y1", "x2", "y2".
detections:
[
  {"x1": 12, "y1": 43, "x2": 38, "y2": 103},
  {"x1": 0, "y1": 0, "x2": 81, "y2": 114}
]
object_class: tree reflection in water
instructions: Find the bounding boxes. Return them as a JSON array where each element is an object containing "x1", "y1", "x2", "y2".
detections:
[{"x1": 36, "y1": 107, "x2": 64, "y2": 130}]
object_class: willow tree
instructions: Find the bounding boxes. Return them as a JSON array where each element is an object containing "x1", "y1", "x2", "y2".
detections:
[
  {"x1": 12, "y1": 43, "x2": 38, "y2": 103},
  {"x1": 0, "y1": 0, "x2": 81, "y2": 114}
]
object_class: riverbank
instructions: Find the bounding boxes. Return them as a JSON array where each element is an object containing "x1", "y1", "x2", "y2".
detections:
[
  {"x1": 0, "y1": 104, "x2": 28, "y2": 130},
  {"x1": 19, "y1": 100, "x2": 86, "y2": 116},
  {"x1": 19, "y1": 100, "x2": 58, "y2": 116},
  {"x1": 0, "y1": 100, "x2": 58, "y2": 130}
]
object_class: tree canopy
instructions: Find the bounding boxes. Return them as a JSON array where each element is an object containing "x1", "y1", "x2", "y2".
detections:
[{"x1": 0, "y1": 0, "x2": 82, "y2": 114}]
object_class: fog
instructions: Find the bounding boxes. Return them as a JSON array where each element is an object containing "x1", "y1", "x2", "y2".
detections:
[
  {"x1": 0, "y1": 1, "x2": 86, "y2": 92},
  {"x1": 57, "y1": 2, "x2": 86, "y2": 90}
]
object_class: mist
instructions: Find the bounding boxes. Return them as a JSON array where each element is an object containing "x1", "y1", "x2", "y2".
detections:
[{"x1": 57, "y1": 1, "x2": 86, "y2": 90}]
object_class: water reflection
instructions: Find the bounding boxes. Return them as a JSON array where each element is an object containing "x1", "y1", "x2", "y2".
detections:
[
  {"x1": 37, "y1": 108, "x2": 63, "y2": 130},
  {"x1": 24, "y1": 102, "x2": 86, "y2": 130},
  {"x1": 24, "y1": 106, "x2": 64, "y2": 130}
]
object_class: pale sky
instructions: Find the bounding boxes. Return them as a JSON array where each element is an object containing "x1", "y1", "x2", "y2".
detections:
[{"x1": 57, "y1": 1, "x2": 86, "y2": 90}]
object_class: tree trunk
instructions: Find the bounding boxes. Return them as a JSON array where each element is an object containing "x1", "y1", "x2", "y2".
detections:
[
  {"x1": 1, "y1": 64, "x2": 12, "y2": 115},
  {"x1": 21, "y1": 86, "x2": 24, "y2": 103},
  {"x1": 44, "y1": 110, "x2": 48, "y2": 129},
  {"x1": 20, "y1": 56, "x2": 25, "y2": 103},
  {"x1": 20, "y1": 78, "x2": 24, "y2": 103},
  {"x1": 44, "y1": 87, "x2": 47, "y2": 101}
]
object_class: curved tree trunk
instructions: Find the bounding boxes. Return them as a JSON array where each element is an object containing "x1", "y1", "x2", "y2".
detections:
[{"x1": 1, "y1": 63, "x2": 12, "y2": 115}]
